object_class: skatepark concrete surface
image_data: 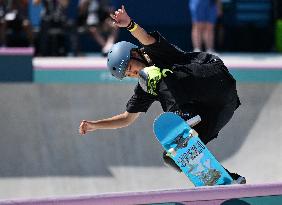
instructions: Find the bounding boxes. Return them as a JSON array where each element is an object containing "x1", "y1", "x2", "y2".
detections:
[{"x1": 0, "y1": 82, "x2": 282, "y2": 200}]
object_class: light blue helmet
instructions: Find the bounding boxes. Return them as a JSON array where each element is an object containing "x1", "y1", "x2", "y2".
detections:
[{"x1": 107, "y1": 41, "x2": 138, "y2": 80}]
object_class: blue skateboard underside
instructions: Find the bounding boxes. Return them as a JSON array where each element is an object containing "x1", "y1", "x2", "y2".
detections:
[{"x1": 153, "y1": 112, "x2": 233, "y2": 186}]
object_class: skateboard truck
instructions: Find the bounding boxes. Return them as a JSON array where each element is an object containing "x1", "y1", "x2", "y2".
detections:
[
  {"x1": 167, "y1": 129, "x2": 198, "y2": 157},
  {"x1": 166, "y1": 115, "x2": 200, "y2": 158},
  {"x1": 187, "y1": 115, "x2": 201, "y2": 127}
]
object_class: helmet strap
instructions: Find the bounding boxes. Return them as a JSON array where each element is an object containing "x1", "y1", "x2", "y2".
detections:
[{"x1": 139, "y1": 48, "x2": 153, "y2": 66}]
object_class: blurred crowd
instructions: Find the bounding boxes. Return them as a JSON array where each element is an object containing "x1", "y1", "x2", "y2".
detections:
[
  {"x1": 0, "y1": 0, "x2": 118, "y2": 56},
  {"x1": 0, "y1": 0, "x2": 278, "y2": 56}
]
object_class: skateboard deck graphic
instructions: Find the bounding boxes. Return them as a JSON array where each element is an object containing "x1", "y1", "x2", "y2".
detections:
[{"x1": 153, "y1": 112, "x2": 233, "y2": 186}]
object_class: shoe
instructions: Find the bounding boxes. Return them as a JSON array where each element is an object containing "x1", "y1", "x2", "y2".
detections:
[
  {"x1": 230, "y1": 172, "x2": 247, "y2": 184},
  {"x1": 206, "y1": 49, "x2": 219, "y2": 56},
  {"x1": 193, "y1": 48, "x2": 201, "y2": 52},
  {"x1": 163, "y1": 151, "x2": 182, "y2": 173},
  {"x1": 234, "y1": 176, "x2": 247, "y2": 184},
  {"x1": 224, "y1": 168, "x2": 247, "y2": 184}
]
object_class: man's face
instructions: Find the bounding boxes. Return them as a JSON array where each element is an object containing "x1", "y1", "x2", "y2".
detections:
[{"x1": 125, "y1": 59, "x2": 145, "y2": 78}]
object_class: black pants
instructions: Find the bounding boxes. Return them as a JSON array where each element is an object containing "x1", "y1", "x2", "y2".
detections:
[{"x1": 193, "y1": 88, "x2": 239, "y2": 144}]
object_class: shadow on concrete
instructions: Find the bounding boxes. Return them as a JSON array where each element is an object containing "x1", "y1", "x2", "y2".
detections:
[{"x1": 207, "y1": 84, "x2": 278, "y2": 161}]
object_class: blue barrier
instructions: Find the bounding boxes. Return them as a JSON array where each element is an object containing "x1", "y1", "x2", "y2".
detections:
[{"x1": 0, "y1": 48, "x2": 33, "y2": 82}]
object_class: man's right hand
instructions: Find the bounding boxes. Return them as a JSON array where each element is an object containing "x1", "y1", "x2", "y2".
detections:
[
  {"x1": 110, "y1": 5, "x2": 131, "y2": 28},
  {"x1": 79, "y1": 120, "x2": 96, "y2": 135}
]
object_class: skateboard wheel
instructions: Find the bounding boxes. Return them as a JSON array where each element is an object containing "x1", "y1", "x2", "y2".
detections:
[
  {"x1": 189, "y1": 129, "x2": 198, "y2": 137},
  {"x1": 168, "y1": 148, "x2": 177, "y2": 157}
]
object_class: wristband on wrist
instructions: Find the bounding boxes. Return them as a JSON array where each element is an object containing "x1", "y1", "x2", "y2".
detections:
[
  {"x1": 128, "y1": 23, "x2": 138, "y2": 32},
  {"x1": 126, "y1": 20, "x2": 134, "y2": 29},
  {"x1": 126, "y1": 20, "x2": 138, "y2": 32}
]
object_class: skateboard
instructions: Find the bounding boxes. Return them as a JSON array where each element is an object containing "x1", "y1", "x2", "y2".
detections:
[{"x1": 153, "y1": 112, "x2": 233, "y2": 186}]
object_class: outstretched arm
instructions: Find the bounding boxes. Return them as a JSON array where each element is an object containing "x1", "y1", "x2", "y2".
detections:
[
  {"x1": 79, "y1": 111, "x2": 140, "y2": 135},
  {"x1": 110, "y1": 5, "x2": 156, "y2": 45}
]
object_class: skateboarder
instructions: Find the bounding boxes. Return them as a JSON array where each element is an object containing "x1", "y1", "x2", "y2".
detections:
[{"x1": 79, "y1": 5, "x2": 246, "y2": 184}]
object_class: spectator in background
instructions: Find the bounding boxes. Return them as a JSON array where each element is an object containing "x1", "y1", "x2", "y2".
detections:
[
  {"x1": 0, "y1": 0, "x2": 6, "y2": 46},
  {"x1": 33, "y1": 0, "x2": 70, "y2": 56},
  {"x1": 77, "y1": 0, "x2": 118, "y2": 55},
  {"x1": 189, "y1": 0, "x2": 222, "y2": 53},
  {"x1": 0, "y1": 0, "x2": 33, "y2": 47}
]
